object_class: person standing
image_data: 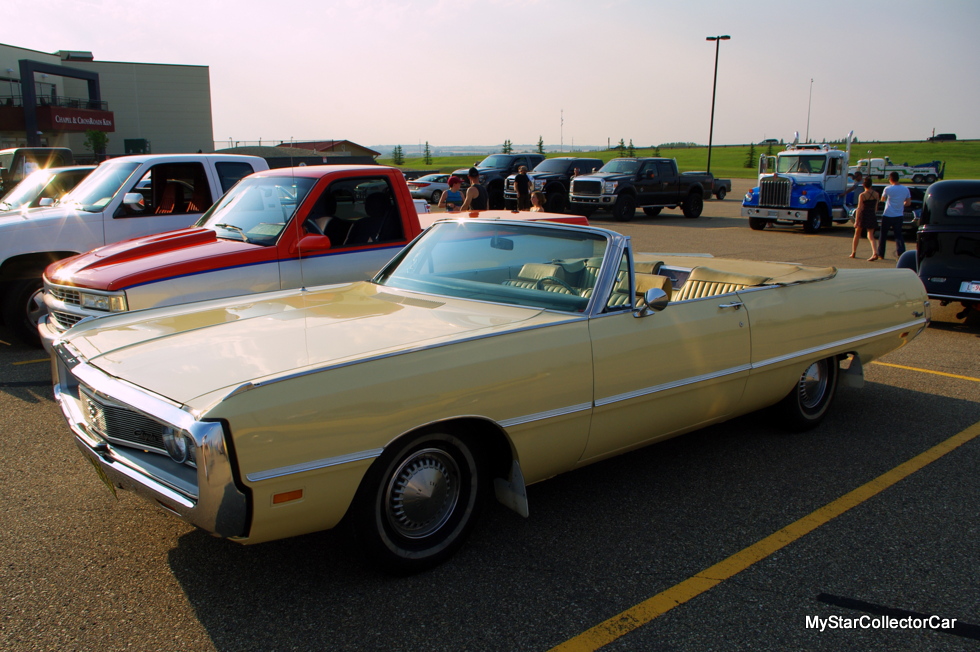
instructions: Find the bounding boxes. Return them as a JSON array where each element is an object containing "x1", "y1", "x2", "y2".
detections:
[
  {"x1": 438, "y1": 175, "x2": 464, "y2": 213},
  {"x1": 877, "y1": 172, "x2": 911, "y2": 259},
  {"x1": 844, "y1": 170, "x2": 864, "y2": 207},
  {"x1": 460, "y1": 167, "x2": 488, "y2": 212},
  {"x1": 514, "y1": 165, "x2": 531, "y2": 211},
  {"x1": 849, "y1": 176, "x2": 880, "y2": 261}
]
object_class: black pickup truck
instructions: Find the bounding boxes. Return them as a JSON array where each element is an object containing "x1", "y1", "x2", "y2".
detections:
[
  {"x1": 503, "y1": 156, "x2": 603, "y2": 212},
  {"x1": 453, "y1": 153, "x2": 545, "y2": 210},
  {"x1": 569, "y1": 157, "x2": 713, "y2": 221}
]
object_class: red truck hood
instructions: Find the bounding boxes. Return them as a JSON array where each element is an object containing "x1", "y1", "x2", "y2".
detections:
[{"x1": 45, "y1": 228, "x2": 275, "y2": 291}]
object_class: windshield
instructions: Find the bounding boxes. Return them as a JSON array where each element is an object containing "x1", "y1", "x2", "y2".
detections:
[
  {"x1": 777, "y1": 155, "x2": 827, "y2": 174},
  {"x1": 0, "y1": 169, "x2": 56, "y2": 210},
  {"x1": 60, "y1": 162, "x2": 141, "y2": 212},
  {"x1": 376, "y1": 221, "x2": 607, "y2": 313},
  {"x1": 532, "y1": 159, "x2": 571, "y2": 174},
  {"x1": 196, "y1": 175, "x2": 317, "y2": 246},
  {"x1": 477, "y1": 155, "x2": 513, "y2": 169},
  {"x1": 598, "y1": 159, "x2": 640, "y2": 174}
]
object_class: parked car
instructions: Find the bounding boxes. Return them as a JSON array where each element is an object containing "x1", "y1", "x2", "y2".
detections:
[
  {"x1": 847, "y1": 183, "x2": 927, "y2": 233},
  {"x1": 0, "y1": 147, "x2": 74, "y2": 195},
  {"x1": 0, "y1": 165, "x2": 95, "y2": 213},
  {"x1": 51, "y1": 218, "x2": 928, "y2": 573},
  {"x1": 406, "y1": 173, "x2": 451, "y2": 204},
  {"x1": 503, "y1": 156, "x2": 603, "y2": 212},
  {"x1": 897, "y1": 179, "x2": 980, "y2": 327}
]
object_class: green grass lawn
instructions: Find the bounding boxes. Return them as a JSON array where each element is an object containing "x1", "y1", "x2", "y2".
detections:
[{"x1": 380, "y1": 140, "x2": 977, "y2": 180}]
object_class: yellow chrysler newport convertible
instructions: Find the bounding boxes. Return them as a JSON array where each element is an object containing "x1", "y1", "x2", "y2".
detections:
[{"x1": 51, "y1": 219, "x2": 929, "y2": 572}]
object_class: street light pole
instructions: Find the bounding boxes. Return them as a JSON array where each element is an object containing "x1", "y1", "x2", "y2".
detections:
[{"x1": 705, "y1": 35, "x2": 730, "y2": 175}]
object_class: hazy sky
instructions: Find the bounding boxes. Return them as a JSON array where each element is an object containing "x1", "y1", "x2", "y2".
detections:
[{"x1": 6, "y1": 0, "x2": 979, "y2": 149}]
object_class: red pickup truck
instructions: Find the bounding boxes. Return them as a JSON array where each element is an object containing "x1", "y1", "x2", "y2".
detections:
[{"x1": 39, "y1": 165, "x2": 586, "y2": 349}]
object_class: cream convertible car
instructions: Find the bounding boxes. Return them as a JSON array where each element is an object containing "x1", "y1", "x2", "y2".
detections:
[{"x1": 50, "y1": 219, "x2": 929, "y2": 572}]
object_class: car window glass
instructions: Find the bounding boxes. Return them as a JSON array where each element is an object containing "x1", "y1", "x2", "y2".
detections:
[
  {"x1": 199, "y1": 175, "x2": 317, "y2": 246},
  {"x1": 215, "y1": 162, "x2": 258, "y2": 193},
  {"x1": 318, "y1": 176, "x2": 406, "y2": 248},
  {"x1": 604, "y1": 252, "x2": 633, "y2": 312},
  {"x1": 117, "y1": 162, "x2": 213, "y2": 218},
  {"x1": 945, "y1": 198, "x2": 980, "y2": 218}
]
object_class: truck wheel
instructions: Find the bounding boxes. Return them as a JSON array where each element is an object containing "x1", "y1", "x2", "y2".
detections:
[
  {"x1": 2, "y1": 278, "x2": 45, "y2": 347},
  {"x1": 715, "y1": 187, "x2": 727, "y2": 201},
  {"x1": 613, "y1": 194, "x2": 636, "y2": 222},
  {"x1": 911, "y1": 175, "x2": 923, "y2": 184},
  {"x1": 642, "y1": 207, "x2": 662, "y2": 217},
  {"x1": 802, "y1": 206, "x2": 826, "y2": 233},
  {"x1": 681, "y1": 193, "x2": 703, "y2": 219},
  {"x1": 748, "y1": 217, "x2": 768, "y2": 230},
  {"x1": 925, "y1": 174, "x2": 936, "y2": 183},
  {"x1": 544, "y1": 192, "x2": 566, "y2": 214}
]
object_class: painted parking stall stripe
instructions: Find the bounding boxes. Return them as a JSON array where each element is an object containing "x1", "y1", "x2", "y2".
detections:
[{"x1": 550, "y1": 419, "x2": 980, "y2": 652}]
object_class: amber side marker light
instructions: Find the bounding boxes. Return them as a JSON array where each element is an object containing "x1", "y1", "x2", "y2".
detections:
[{"x1": 272, "y1": 489, "x2": 304, "y2": 505}]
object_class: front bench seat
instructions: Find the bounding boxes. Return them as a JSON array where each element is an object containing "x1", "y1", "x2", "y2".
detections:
[{"x1": 503, "y1": 263, "x2": 573, "y2": 294}]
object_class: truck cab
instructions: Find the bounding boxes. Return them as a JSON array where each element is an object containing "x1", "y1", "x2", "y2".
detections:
[
  {"x1": 742, "y1": 134, "x2": 853, "y2": 233},
  {"x1": 453, "y1": 153, "x2": 545, "y2": 210}
]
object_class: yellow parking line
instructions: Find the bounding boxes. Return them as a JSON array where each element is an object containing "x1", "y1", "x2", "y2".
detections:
[
  {"x1": 12, "y1": 358, "x2": 49, "y2": 366},
  {"x1": 871, "y1": 361, "x2": 980, "y2": 383},
  {"x1": 549, "y1": 420, "x2": 980, "y2": 652}
]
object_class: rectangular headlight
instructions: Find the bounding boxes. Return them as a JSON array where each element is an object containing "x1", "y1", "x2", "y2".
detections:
[{"x1": 80, "y1": 292, "x2": 128, "y2": 312}]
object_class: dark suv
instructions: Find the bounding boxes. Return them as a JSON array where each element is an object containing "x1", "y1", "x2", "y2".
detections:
[
  {"x1": 453, "y1": 153, "x2": 545, "y2": 210},
  {"x1": 504, "y1": 157, "x2": 603, "y2": 212},
  {"x1": 897, "y1": 180, "x2": 980, "y2": 327}
]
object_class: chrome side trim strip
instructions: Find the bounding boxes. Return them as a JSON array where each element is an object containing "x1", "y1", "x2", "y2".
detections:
[
  {"x1": 595, "y1": 364, "x2": 753, "y2": 408},
  {"x1": 246, "y1": 448, "x2": 384, "y2": 482},
  {"x1": 498, "y1": 402, "x2": 593, "y2": 428},
  {"x1": 750, "y1": 319, "x2": 926, "y2": 370}
]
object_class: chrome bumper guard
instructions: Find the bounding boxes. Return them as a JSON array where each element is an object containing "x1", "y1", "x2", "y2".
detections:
[{"x1": 52, "y1": 342, "x2": 248, "y2": 538}]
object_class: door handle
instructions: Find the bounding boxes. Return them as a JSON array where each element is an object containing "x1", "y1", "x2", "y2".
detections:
[{"x1": 718, "y1": 302, "x2": 743, "y2": 310}]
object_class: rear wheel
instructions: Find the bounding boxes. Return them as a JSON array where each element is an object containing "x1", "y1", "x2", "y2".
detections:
[
  {"x1": 681, "y1": 192, "x2": 703, "y2": 218},
  {"x1": 911, "y1": 174, "x2": 923, "y2": 183},
  {"x1": 748, "y1": 216, "x2": 768, "y2": 231},
  {"x1": 925, "y1": 174, "x2": 937, "y2": 183},
  {"x1": 715, "y1": 187, "x2": 727, "y2": 201},
  {"x1": 352, "y1": 430, "x2": 485, "y2": 574},
  {"x1": 613, "y1": 194, "x2": 636, "y2": 222},
  {"x1": 778, "y1": 357, "x2": 839, "y2": 431},
  {"x1": 430, "y1": 189, "x2": 442, "y2": 205},
  {"x1": 642, "y1": 207, "x2": 662, "y2": 217},
  {"x1": 2, "y1": 277, "x2": 44, "y2": 347}
]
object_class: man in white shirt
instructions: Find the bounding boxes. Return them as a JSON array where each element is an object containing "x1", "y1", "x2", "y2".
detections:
[{"x1": 877, "y1": 172, "x2": 911, "y2": 259}]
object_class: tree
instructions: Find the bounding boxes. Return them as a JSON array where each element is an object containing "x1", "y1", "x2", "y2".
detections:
[
  {"x1": 654, "y1": 146, "x2": 661, "y2": 157},
  {"x1": 617, "y1": 139, "x2": 626, "y2": 157},
  {"x1": 627, "y1": 139, "x2": 636, "y2": 157},
  {"x1": 744, "y1": 142, "x2": 757, "y2": 169},
  {"x1": 392, "y1": 145, "x2": 404, "y2": 166},
  {"x1": 83, "y1": 129, "x2": 109, "y2": 161},
  {"x1": 766, "y1": 141, "x2": 774, "y2": 156},
  {"x1": 502, "y1": 139, "x2": 513, "y2": 154},
  {"x1": 424, "y1": 141, "x2": 432, "y2": 165},
  {"x1": 536, "y1": 136, "x2": 544, "y2": 155}
]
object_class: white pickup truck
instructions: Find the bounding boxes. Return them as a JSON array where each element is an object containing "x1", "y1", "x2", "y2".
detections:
[{"x1": 0, "y1": 153, "x2": 269, "y2": 343}]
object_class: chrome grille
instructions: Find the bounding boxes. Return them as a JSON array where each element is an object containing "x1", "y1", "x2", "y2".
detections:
[
  {"x1": 759, "y1": 177, "x2": 791, "y2": 207},
  {"x1": 81, "y1": 389, "x2": 167, "y2": 452},
  {"x1": 49, "y1": 286, "x2": 81, "y2": 305},
  {"x1": 51, "y1": 311, "x2": 83, "y2": 331},
  {"x1": 572, "y1": 180, "x2": 601, "y2": 196},
  {"x1": 505, "y1": 179, "x2": 515, "y2": 191}
]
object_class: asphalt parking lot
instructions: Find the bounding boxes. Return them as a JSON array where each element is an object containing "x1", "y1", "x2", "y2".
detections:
[{"x1": 2, "y1": 182, "x2": 978, "y2": 651}]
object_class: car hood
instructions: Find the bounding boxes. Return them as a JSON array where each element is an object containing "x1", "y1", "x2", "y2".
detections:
[
  {"x1": 45, "y1": 227, "x2": 265, "y2": 292},
  {"x1": 0, "y1": 204, "x2": 79, "y2": 228},
  {"x1": 64, "y1": 282, "x2": 573, "y2": 408},
  {"x1": 575, "y1": 172, "x2": 630, "y2": 183}
]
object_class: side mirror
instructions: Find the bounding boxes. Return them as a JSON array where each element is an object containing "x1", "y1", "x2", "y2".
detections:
[
  {"x1": 39, "y1": 197, "x2": 55, "y2": 207},
  {"x1": 122, "y1": 193, "x2": 145, "y2": 210},
  {"x1": 633, "y1": 288, "x2": 669, "y2": 318},
  {"x1": 289, "y1": 233, "x2": 331, "y2": 257}
]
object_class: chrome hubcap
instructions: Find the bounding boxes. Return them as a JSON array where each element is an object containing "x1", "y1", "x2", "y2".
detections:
[
  {"x1": 798, "y1": 360, "x2": 828, "y2": 410},
  {"x1": 385, "y1": 448, "x2": 460, "y2": 539},
  {"x1": 26, "y1": 287, "x2": 46, "y2": 326}
]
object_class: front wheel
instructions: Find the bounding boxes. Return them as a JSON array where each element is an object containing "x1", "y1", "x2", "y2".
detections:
[
  {"x1": 488, "y1": 183, "x2": 505, "y2": 210},
  {"x1": 613, "y1": 194, "x2": 636, "y2": 222},
  {"x1": 545, "y1": 191, "x2": 566, "y2": 214},
  {"x1": 681, "y1": 192, "x2": 703, "y2": 218},
  {"x1": 2, "y1": 277, "x2": 45, "y2": 346},
  {"x1": 777, "y1": 357, "x2": 839, "y2": 431},
  {"x1": 803, "y1": 206, "x2": 826, "y2": 233},
  {"x1": 748, "y1": 216, "x2": 768, "y2": 231},
  {"x1": 352, "y1": 431, "x2": 485, "y2": 574}
]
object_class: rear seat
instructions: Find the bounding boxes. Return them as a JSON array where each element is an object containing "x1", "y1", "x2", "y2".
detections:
[{"x1": 672, "y1": 267, "x2": 770, "y2": 301}]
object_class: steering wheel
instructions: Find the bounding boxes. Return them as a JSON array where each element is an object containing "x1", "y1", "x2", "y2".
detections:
[{"x1": 535, "y1": 276, "x2": 576, "y2": 293}]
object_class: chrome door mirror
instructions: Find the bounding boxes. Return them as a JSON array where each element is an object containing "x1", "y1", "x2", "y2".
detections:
[{"x1": 633, "y1": 288, "x2": 669, "y2": 318}]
